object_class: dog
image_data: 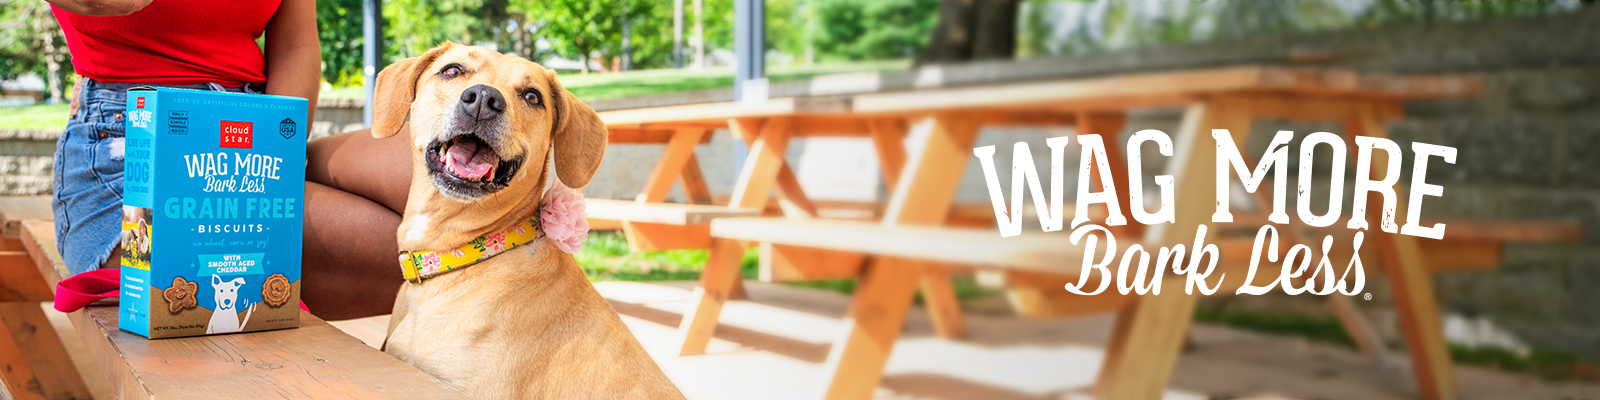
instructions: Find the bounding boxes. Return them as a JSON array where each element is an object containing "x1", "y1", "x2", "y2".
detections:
[
  {"x1": 373, "y1": 42, "x2": 684, "y2": 399},
  {"x1": 205, "y1": 274, "x2": 255, "y2": 334}
]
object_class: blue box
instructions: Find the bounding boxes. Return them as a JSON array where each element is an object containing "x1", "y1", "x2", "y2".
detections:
[{"x1": 120, "y1": 88, "x2": 306, "y2": 339}]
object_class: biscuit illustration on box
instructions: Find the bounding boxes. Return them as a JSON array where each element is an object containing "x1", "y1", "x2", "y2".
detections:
[{"x1": 120, "y1": 88, "x2": 306, "y2": 339}]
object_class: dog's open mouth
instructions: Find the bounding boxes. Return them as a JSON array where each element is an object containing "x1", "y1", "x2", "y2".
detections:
[{"x1": 425, "y1": 134, "x2": 522, "y2": 200}]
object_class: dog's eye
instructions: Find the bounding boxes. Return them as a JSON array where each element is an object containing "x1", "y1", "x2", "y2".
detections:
[
  {"x1": 521, "y1": 89, "x2": 542, "y2": 106},
  {"x1": 440, "y1": 65, "x2": 464, "y2": 78}
]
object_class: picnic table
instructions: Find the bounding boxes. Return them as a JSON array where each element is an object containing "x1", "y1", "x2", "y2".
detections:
[
  {"x1": 0, "y1": 196, "x2": 469, "y2": 399},
  {"x1": 593, "y1": 66, "x2": 1579, "y2": 400}
]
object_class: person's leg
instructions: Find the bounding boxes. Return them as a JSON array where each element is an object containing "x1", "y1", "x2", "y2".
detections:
[
  {"x1": 301, "y1": 180, "x2": 406, "y2": 320},
  {"x1": 301, "y1": 126, "x2": 414, "y2": 320},
  {"x1": 306, "y1": 127, "x2": 412, "y2": 213}
]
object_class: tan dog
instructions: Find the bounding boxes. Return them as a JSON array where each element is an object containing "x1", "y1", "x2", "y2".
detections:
[{"x1": 372, "y1": 42, "x2": 683, "y2": 399}]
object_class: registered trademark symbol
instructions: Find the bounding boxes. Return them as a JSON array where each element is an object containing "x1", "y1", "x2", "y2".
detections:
[{"x1": 1363, "y1": 293, "x2": 1372, "y2": 300}]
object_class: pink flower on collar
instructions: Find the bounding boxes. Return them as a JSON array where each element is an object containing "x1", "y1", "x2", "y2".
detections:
[{"x1": 540, "y1": 181, "x2": 589, "y2": 254}]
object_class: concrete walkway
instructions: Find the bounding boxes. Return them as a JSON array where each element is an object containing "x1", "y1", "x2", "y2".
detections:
[{"x1": 322, "y1": 281, "x2": 1600, "y2": 400}]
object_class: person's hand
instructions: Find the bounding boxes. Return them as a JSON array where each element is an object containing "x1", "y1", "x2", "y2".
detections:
[{"x1": 68, "y1": 78, "x2": 81, "y2": 119}]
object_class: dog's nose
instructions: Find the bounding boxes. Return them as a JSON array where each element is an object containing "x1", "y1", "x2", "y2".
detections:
[{"x1": 460, "y1": 84, "x2": 505, "y2": 121}]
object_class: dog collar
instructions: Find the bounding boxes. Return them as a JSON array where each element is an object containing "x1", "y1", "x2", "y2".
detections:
[{"x1": 398, "y1": 218, "x2": 543, "y2": 283}]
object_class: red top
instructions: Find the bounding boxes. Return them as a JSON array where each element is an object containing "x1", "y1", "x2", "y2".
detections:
[{"x1": 52, "y1": 0, "x2": 283, "y2": 87}]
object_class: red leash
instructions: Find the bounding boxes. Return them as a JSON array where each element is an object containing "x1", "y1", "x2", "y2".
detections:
[{"x1": 54, "y1": 269, "x2": 310, "y2": 314}]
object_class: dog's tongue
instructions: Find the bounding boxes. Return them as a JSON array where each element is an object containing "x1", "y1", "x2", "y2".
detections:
[{"x1": 445, "y1": 137, "x2": 496, "y2": 180}]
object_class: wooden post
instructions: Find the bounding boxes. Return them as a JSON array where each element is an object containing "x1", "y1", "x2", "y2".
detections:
[
  {"x1": 816, "y1": 113, "x2": 981, "y2": 400},
  {"x1": 1094, "y1": 99, "x2": 1249, "y2": 399},
  {"x1": 674, "y1": 118, "x2": 793, "y2": 355},
  {"x1": 635, "y1": 128, "x2": 707, "y2": 203},
  {"x1": 815, "y1": 257, "x2": 923, "y2": 400},
  {"x1": 1346, "y1": 103, "x2": 1458, "y2": 400}
]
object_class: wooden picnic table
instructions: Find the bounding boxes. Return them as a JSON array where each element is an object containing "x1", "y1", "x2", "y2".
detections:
[
  {"x1": 588, "y1": 65, "x2": 1578, "y2": 400},
  {"x1": 0, "y1": 196, "x2": 469, "y2": 399}
]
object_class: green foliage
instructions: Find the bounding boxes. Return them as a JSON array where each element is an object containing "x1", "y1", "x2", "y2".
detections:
[
  {"x1": 806, "y1": 0, "x2": 939, "y2": 61},
  {"x1": 575, "y1": 231, "x2": 759, "y2": 282},
  {"x1": 1019, "y1": 0, "x2": 1583, "y2": 58},
  {"x1": 0, "y1": 0, "x2": 71, "y2": 100},
  {"x1": 316, "y1": 0, "x2": 365, "y2": 87}
]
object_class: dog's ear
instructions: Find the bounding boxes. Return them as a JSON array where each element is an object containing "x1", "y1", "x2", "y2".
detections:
[
  {"x1": 212, "y1": 274, "x2": 222, "y2": 288},
  {"x1": 544, "y1": 69, "x2": 607, "y2": 188},
  {"x1": 371, "y1": 42, "x2": 456, "y2": 139}
]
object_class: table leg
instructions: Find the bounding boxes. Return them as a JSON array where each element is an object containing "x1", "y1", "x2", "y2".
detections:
[
  {"x1": 680, "y1": 153, "x2": 715, "y2": 205},
  {"x1": 812, "y1": 113, "x2": 981, "y2": 398},
  {"x1": 675, "y1": 238, "x2": 747, "y2": 356},
  {"x1": 1348, "y1": 105, "x2": 1458, "y2": 400},
  {"x1": 1096, "y1": 99, "x2": 1247, "y2": 399},
  {"x1": 815, "y1": 257, "x2": 923, "y2": 400},
  {"x1": 919, "y1": 267, "x2": 966, "y2": 339},
  {"x1": 634, "y1": 128, "x2": 707, "y2": 203},
  {"x1": 0, "y1": 304, "x2": 91, "y2": 400},
  {"x1": 870, "y1": 118, "x2": 965, "y2": 339},
  {"x1": 675, "y1": 118, "x2": 792, "y2": 355}
]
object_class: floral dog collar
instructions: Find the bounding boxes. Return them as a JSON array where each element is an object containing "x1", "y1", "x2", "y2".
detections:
[{"x1": 399, "y1": 218, "x2": 542, "y2": 283}]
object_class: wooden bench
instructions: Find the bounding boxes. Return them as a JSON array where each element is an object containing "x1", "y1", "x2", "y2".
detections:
[
  {"x1": 0, "y1": 197, "x2": 469, "y2": 399},
  {"x1": 587, "y1": 199, "x2": 762, "y2": 252}
]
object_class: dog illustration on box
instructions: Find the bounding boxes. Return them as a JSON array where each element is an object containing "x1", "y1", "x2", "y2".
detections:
[{"x1": 206, "y1": 274, "x2": 257, "y2": 334}]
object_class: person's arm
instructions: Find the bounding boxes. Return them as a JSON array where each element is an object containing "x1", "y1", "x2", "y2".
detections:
[
  {"x1": 263, "y1": 0, "x2": 321, "y2": 127},
  {"x1": 45, "y1": 0, "x2": 152, "y2": 16}
]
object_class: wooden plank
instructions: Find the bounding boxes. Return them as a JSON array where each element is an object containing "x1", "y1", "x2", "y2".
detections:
[
  {"x1": 675, "y1": 238, "x2": 747, "y2": 356},
  {"x1": 919, "y1": 268, "x2": 967, "y2": 339},
  {"x1": 0, "y1": 303, "x2": 47, "y2": 400},
  {"x1": 587, "y1": 218, "x2": 624, "y2": 231},
  {"x1": 12, "y1": 218, "x2": 469, "y2": 399},
  {"x1": 1419, "y1": 239, "x2": 1501, "y2": 271},
  {"x1": 64, "y1": 306, "x2": 469, "y2": 399},
  {"x1": 1095, "y1": 98, "x2": 1248, "y2": 400},
  {"x1": 866, "y1": 119, "x2": 908, "y2": 192},
  {"x1": 601, "y1": 97, "x2": 850, "y2": 126},
  {"x1": 622, "y1": 222, "x2": 712, "y2": 252},
  {"x1": 1347, "y1": 104, "x2": 1458, "y2": 400},
  {"x1": 728, "y1": 119, "x2": 792, "y2": 211},
  {"x1": 773, "y1": 165, "x2": 819, "y2": 218},
  {"x1": 853, "y1": 67, "x2": 1481, "y2": 115},
  {"x1": 882, "y1": 113, "x2": 982, "y2": 225},
  {"x1": 607, "y1": 127, "x2": 715, "y2": 144},
  {"x1": 0, "y1": 303, "x2": 90, "y2": 400},
  {"x1": 20, "y1": 221, "x2": 66, "y2": 288},
  {"x1": 636, "y1": 128, "x2": 708, "y2": 203},
  {"x1": 0, "y1": 197, "x2": 49, "y2": 239},
  {"x1": 587, "y1": 199, "x2": 760, "y2": 225},
  {"x1": 814, "y1": 257, "x2": 922, "y2": 400},
  {"x1": 759, "y1": 244, "x2": 865, "y2": 282},
  {"x1": 0, "y1": 251, "x2": 51, "y2": 302},
  {"x1": 1000, "y1": 271, "x2": 1135, "y2": 319},
  {"x1": 681, "y1": 153, "x2": 716, "y2": 205}
]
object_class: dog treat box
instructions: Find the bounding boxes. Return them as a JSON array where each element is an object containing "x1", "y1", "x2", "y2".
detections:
[{"x1": 120, "y1": 88, "x2": 306, "y2": 339}]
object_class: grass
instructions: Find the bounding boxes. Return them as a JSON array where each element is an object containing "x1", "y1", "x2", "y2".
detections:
[
  {"x1": 576, "y1": 230, "x2": 758, "y2": 282},
  {"x1": 0, "y1": 103, "x2": 70, "y2": 131}
]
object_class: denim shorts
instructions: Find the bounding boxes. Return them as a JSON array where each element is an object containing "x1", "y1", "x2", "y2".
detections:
[{"x1": 52, "y1": 79, "x2": 256, "y2": 274}]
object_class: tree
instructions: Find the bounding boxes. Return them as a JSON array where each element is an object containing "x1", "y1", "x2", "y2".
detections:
[
  {"x1": 316, "y1": 0, "x2": 365, "y2": 86},
  {"x1": 0, "y1": 0, "x2": 72, "y2": 102},
  {"x1": 918, "y1": 0, "x2": 1019, "y2": 65},
  {"x1": 515, "y1": 0, "x2": 626, "y2": 73},
  {"x1": 807, "y1": 0, "x2": 940, "y2": 62}
]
